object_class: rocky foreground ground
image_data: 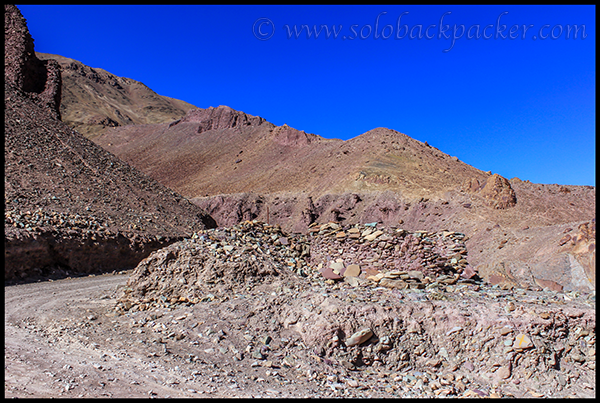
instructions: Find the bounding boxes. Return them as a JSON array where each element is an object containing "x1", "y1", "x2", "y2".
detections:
[
  {"x1": 5, "y1": 220, "x2": 596, "y2": 398},
  {"x1": 117, "y1": 220, "x2": 595, "y2": 398}
]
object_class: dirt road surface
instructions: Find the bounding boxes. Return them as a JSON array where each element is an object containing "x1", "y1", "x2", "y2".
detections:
[
  {"x1": 4, "y1": 271, "x2": 361, "y2": 398},
  {"x1": 5, "y1": 272, "x2": 233, "y2": 398}
]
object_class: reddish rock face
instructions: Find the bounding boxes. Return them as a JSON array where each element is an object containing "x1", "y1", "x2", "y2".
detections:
[
  {"x1": 181, "y1": 105, "x2": 268, "y2": 133},
  {"x1": 271, "y1": 124, "x2": 318, "y2": 147},
  {"x1": 479, "y1": 174, "x2": 517, "y2": 209}
]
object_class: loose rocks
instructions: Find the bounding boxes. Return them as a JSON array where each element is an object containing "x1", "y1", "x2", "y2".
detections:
[
  {"x1": 346, "y1": 328, "x2": 373, "y2": 347},
  {"x1": 117, "y1": 220, "x2": 308, "y2": 312}
]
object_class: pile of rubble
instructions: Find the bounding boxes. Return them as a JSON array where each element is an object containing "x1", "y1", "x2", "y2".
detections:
[
  {"x1": 117, "y1": 220, "x2": 479, "y2": 313},
  {"x1": 5, "y1": 207, "x2": 110, "y2": 234},
  {"x1": 117, "y1": 220, "x2": 310, "y2": 312},
  {"x1": 113, "y1": 220, "x2": 595, "y2": 398}
]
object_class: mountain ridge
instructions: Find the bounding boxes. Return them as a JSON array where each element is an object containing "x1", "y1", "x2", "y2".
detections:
[
  {"x1": 94, "y1": 103, "x2": 595, "y2": 293},
  {"x1": 35, "y1": 52, "x2": 197, "y2": 138},
  {"x1": 96, "y1": 105, "x2": 495, "y2": 200},
  {"x1": 25, "y1": 46, "x2": 594, "y2": 293}
]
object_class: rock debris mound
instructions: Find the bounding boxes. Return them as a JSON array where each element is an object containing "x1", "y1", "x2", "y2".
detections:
[
  {"x1": 118, "y1": 220, "x2": 310, "y2": 312},
  {"x1": 118, "y1": 220, "x2": 478, "y2": 312},
  {"x1": 116, "y1": 220, "x2": 595, "y2": 398}
]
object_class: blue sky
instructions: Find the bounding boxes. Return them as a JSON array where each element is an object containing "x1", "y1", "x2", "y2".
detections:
[{"x1": 18, "y1": 5, "x2": 595, "y2": 186}]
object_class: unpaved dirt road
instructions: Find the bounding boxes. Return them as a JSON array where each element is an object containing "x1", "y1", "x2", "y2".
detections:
[
  {"x1": 4, "y1": 272, "x2": 165, "y2": 398},
  {"x1": 5, "y1": 272, "x2": 236, "y2": 398}
]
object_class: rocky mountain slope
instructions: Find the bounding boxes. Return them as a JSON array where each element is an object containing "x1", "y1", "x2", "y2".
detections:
[
  {"x1": 35, "y1": 52, "x2": 196, "y2": 138},
  {"x1": 94, "y1": 105, "x2": 595, "y2": 293},
  {"x1": 4, "y1": 4, "x2": 216, "y2": 282},
  {"x1": 106, "y1": 220, "x2": 594, "y2": 399},
  {"x1": 5, "y1": 4, "x2": 594, "y2": 399},
  {"x1": 95, "y1": 106, "x2": 492, "y2": 199}
]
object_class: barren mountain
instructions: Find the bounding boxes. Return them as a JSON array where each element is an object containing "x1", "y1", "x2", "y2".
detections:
[
  {"x1": 95, "y1": 106, "x2": 492, "y2": 198},
  {"x1": 5, "y1": 5, "x2": 595, "y2": 399},
  {"x1": 4, "y1": 4, "x2": 215, "y2": 282},
  {"x1": 95, "y1": 105, "x2": 595, "y2": 293},
  {"x1": 35, "y1": 52, "x2": 196, "y2": 139}
]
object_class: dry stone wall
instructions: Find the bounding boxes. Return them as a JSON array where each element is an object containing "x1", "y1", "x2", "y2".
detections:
[{"x1": 308, "y1": 222, "x2": 476, "y2": 289}]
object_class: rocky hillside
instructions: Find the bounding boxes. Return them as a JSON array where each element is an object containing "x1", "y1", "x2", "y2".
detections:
[
  {"x1": 14, "y1": 5, "x2": 593, "y2": 294},
  {"x1": 36, "y1": 52, "x2": 196, "y2": 138},
  {"x1": 4, "y1": 4, "x2": 216, "y2": 282},
  {"x1": 96, "y1": 106, "x2": 492, "y2": 199},
  {"x1": 93, "y1": 104, "x2": 595, "y2": 293},
  {"x1": 4, "y1": 5, "x2": 594, "y2": 398}
]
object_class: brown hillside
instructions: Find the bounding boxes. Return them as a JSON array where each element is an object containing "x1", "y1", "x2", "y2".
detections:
[
  {"x1": 4, "y1": 4, "x2": 216, "y2": 282},
  {"x1": 95, "y1": 104, "x2": 595, "y2": 293},
  {"x1": 96, "y1": 106, "x2": 492, "y2": 199},
  {"x1": 4, "y1": 5, "x2": 595, "y2": 398},
  {"x1": 36, "y1": 52, "x2": 196, "y2": 138}
]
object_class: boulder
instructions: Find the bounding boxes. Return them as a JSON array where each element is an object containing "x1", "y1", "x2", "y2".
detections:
[{"x1": 479, "y1": 174, "x2": 517, "y2": 209}]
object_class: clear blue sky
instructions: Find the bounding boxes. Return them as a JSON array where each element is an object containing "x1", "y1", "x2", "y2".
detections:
[{"x1": 18, "y1": 5, "x2": 595, "y2": 186}]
